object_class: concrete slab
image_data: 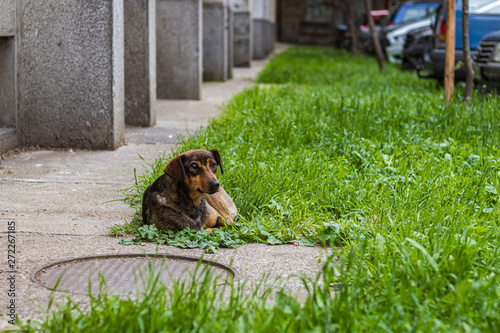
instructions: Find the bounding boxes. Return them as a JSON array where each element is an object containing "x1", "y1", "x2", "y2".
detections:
[{"x1": 0, "y1": 44, "x2": 328, "y2": 324}]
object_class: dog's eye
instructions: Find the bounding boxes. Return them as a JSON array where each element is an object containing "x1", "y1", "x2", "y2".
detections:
[
  {"x1": 190, "y1": 163, "x2": 198, "y2": 169},
  {"x1": 210, "y1": 162, "x2": 216, "y2": 168}
]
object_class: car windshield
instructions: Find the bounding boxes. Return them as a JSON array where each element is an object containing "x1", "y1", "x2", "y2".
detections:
[
  {"x1": 469, "y1": 0, "x2": 500, "y2": 12},
  {"x1": 379, "y1": 3, "x2": 438, "y2": 26},
  {"x1": 486, "y1": 4, "x2": 500, "y2": 12},
  {"x1": 399, "y1": 7, "x2": 434, "y2": 22}
]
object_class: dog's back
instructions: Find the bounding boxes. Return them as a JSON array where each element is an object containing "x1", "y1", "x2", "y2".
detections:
[{"x1": 142, "y1": 174, "x2": 208, "y2": 231}]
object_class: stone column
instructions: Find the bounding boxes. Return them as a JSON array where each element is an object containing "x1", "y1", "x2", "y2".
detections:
[
  {"x1": 232, "y1": 0, "x2": 252, "y2": 67},
  {"x1": 252, "y1": 0, "x2": 266, "y2": 59},
  {"x1": 265, "y1": 0, "x2": 276, "y2": 55},
  {"x1": 0, "y1": 0, "x2": 19, "y2": 154},
  {"x1": 227, "y1": 5, "x2": 234, "y2": 79},
  {"x1": 157, "y1": 0, "x2": 202, "y2": 99},
  {"x1": 124, "y1": 0, "x2": 156, "y2": 127},
  {"x1": 203, "y1": 0, "x2": 229, "y2": 81},
  {"x1": 18, "y1": 0, "x2": 125, "y2": 150}
]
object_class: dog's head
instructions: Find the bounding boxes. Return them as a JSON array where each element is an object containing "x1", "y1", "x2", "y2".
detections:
[{"x1": 164, "y1": 149, "x2": 223, "y2": 194}]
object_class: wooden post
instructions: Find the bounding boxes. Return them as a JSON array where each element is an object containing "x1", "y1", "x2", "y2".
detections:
[
  {"x1": 347, "y1": 0, "x2": 357, "y2": 55},
  {"x1": 444, "y1": 0, "x2": 456, "y2": 103},
  {"x1": 462, "y1": 0, "x2": 474, "y2": 104},
  {"x1": 364, "y1": 0, "x2": 385, "y2": 71}
]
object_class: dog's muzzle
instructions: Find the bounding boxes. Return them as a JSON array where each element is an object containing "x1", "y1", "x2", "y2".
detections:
[{"x1": 208, "y1": 180, "x2": 220, "y2": 193}]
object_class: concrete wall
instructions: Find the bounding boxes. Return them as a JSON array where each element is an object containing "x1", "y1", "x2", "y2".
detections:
[
  {"x1": 18, "y1": 0, "x2": 125, "y2": 150},
  {"x1": 157, "y1": 0, "x2": 202, "y2": 99},
  {"x1": 203, "y1": 0, "x2": 229, "y2": 82},
  {"x1": 232, "y1": 0, "x2": 252, "y2": 67},
  {"x1": 124, "y1": 0, "x2": 156, "y2": 127}
]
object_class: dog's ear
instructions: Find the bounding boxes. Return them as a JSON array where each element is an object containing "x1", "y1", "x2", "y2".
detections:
[
  {"x1": 210, "y1": 149, "x2": 224, "y2": 175},
  {"x1": 164, "y1": 155, "x2": 185, "y2": 181}
]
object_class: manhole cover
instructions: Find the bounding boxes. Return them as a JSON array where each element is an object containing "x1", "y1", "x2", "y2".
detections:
[
  {"x1": 125, "y1": 127, "x2": 185, "y2": 144},
  {"x1": 31, "y1": 254, "x2": 237, "y2": 296}
]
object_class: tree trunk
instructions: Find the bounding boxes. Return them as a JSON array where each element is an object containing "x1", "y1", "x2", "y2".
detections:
[
  {"x1": 348, "y1": 0, "x2": 357, "y2": 55},
  {"x1": 444, "y1": 0, "x2": 456, "y2": 103},
  {"x1": 364, "y1": 0, "x2": 385, "y2": 71},
  {"x1": 462, "y1": 0, "x2": 474, "y2": 104}
]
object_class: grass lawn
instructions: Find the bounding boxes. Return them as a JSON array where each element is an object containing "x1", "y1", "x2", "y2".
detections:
[{"x1": 21, "y1": 47, "x2": 500, "y2": 331}]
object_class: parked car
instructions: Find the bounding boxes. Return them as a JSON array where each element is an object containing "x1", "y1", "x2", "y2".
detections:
[
  {"x1": 381, "y1": 13, "x2": 436, "y2": 63},
  {"x1": 378, "y1": 0, "x2": 439, "y2": 26},
  {"x1": 473, "y1": 29, "x2": 500, "y2": 86},
  {"x1": 423, "y1": 0, "x2": 500, "y2": 80},
  {"x1": 402, "y1": 24, "x2": 434, "y2": 70},
  {"x1": 363, "y1": 1, "x2": 438, "y2": 55},
  {"x1": 339, "y1": 1, "x2": 438, "y2": 53}
]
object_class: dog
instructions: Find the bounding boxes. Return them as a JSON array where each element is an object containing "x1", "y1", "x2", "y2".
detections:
[{"x1": 142, "y1": 149, "x2": 237, "y2": 232}]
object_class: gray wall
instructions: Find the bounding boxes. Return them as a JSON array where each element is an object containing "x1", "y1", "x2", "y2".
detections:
[
  {"x1": 18, "y1": 0, "x2": 125, "y2": 149},
  {"x1": 124, "y1": 0, "x2": 156, "y2": 127},
  {"x1": 157, "y1": 0, "x2": 202, "y2": 99}
]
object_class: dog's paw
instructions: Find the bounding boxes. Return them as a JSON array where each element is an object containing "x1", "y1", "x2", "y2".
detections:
[{"x1": 215, "y1": 216, "x2": 226, "y2": 227}]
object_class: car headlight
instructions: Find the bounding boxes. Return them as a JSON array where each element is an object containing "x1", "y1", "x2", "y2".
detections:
[
  {"x1": 493, "y1": 43, "x2": 500, "y2": 62},
  {"x1": 395, "y1": 35, "x2": 406, "y2": 45}
]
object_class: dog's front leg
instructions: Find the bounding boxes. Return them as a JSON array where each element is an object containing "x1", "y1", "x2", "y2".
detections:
[{"x1": 203, "y1": 203, "x2": 222, "y2": 230}]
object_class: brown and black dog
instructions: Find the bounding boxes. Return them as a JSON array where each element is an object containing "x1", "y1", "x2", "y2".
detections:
[{"x1": 142, "y1": 149, "x2": 237, "y2": 232}]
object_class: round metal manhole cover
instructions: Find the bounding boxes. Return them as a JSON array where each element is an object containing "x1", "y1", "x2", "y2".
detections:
[{"x1": 31, "y1": 254, "x2": 237, "y2": 297}]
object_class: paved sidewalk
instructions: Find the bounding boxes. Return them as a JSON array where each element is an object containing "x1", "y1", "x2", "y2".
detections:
[{"x1": 0, "y1": 45, "x2": 329, "y2": 323}]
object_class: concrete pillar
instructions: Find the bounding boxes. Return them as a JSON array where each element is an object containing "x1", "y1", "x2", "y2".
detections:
[
  {"x1": 227, "y1": 5, "x2": 234, "y2": 79},
  {"x1": 265, "y1": 0, "x2": 276, "y2": 55},
  {"x1": 157, "y1": 0, "x2": 202, "y2": 100},
  {"x1": 124, "y1": 0, "x2": 156, "y2": 127},
  {"x1": 203, "y1": 0, "x2": 229, "y2": 82},
  {"x1": 232, "y1": 0, "x2": 253, "y2": 67},
  {"x1": 0, "y1": 0, "x2": 19, "y2": 154},
  {"x1": 252, "y1": 0, "x2": 274, "y2": 59},
  {"x1": 252, "y1": 0, "x2": 267, "y2": 59},
  {"x1": 18, "y1": 1, "x2": 125, "y2": 150}
]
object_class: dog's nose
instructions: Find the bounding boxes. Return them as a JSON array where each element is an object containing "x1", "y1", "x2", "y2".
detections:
[{"x1": 209, "y1": 180, "x2": 220, "y2": 191}]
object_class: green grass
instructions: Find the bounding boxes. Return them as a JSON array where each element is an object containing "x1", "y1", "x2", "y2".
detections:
[
  {"x1": 119, "y1": 47, "x2": 500, "y2": 249},
  {"x1": 24, "y1": 46, "x2": 500, "y2": 331}
]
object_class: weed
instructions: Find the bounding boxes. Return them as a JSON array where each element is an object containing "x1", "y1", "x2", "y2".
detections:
[{"x1": 119, "y1": 225, "x2": 243, "y2": 253}]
